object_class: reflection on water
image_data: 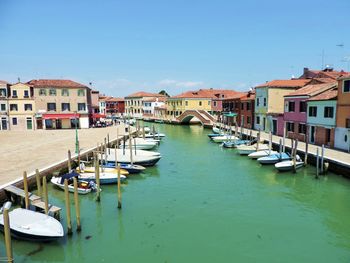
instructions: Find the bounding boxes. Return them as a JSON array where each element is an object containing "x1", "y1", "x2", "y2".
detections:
[{"x1": 4, "y1": 123, "x2": 350, "y2": 262}]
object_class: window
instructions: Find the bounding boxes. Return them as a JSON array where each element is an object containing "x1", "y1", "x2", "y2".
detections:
[
  {"x1": 287, "y1": 122, "x2": 295, "y2": 132},
  {"x1": 78, "y1": 89, "x2": 85, "y2": 96},
  {"x1": 0, "y1": 104, "x2": 5, "y2": 111},
  {"x1": 185, "y1": 101, "x2": 188, "y2": 106},
  {"x1": 288, "y1": 101, "x2": 295, "y2": 112},
  {"x1": 12, "y1": 90, "x2": 17, "y2": 98},
  {"x1": 49, "y1": 88, "x2": 56, "y2": 96},
  {"x1": 298, "y1": 123, "x2": 306, "y2": 134},
  {"x1": 213, "y1": 101, "x2": 217, "y2": 107},
  {"x1": 346, "y1": 119, "x2": 350, "y2": 128},
  {"x1": 61, "y1": 89, "x2": 69, "y2": 96},
  {"x1": 256, "y1": 116, "x2": 260, "y2": 124},
  {"x1": 257, "y1": 98, "x2": 260, "y2": 106},
  {"x1": 343, "y1": 80, "x2": 350, "y2": 93},
  {"x1": 247, "y1": 116, "x2": 251, "y2": 124},
  {"x1": 61, "y1": 103, "x2": 70, "y2": 111},
  {"x1": 47, "y1": 103, "x2": 56, "y2": 111},
  {"x1": 0, "y1": 88, "x2": 6, "y2": 97},
  {"x1": 263, "y1": 98, "x2": 266, "y2": 106},
  {"x1": 246, "y1": 102, "x2": 251, "y2": 111},
  {"x1": 309, "y1": 106, "x2": 317, "y2": 117},
  {"x1": 24, "y1": 104, "x2": 32, "y2": 111},
  {"x1": 78, "y1": 103, "x2": 86, "y2": 111},
  {"x1": 241, "y1": 103, "x2": 244, "y2": 110},
  {"x1": 39, "y1": 89, "x2": 46, "y2": 96},
  {"x1": 324, "y1": 107, "x2": 334, "y2": 118},
  {"x1": 10, "y1": 104, "x2": 18, "y2": 111},
  {"x1": 299, "y1": 101, "x2": 306, "y2": 112},
  {"x1": 208, "y1": 101, "x2": 210, "y2": 105},
  {"x1": 199, "y1": 101, "x2": 202, "y2": 106},
  {"x1": 24, "y1": 90, "x2": 29, "y2": 98},
  {"x1": 12, "y1": 117, "x2": 17, "y2": 125}
]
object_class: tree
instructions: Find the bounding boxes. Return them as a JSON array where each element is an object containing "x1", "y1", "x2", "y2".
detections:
[{"x1": 159, "y1": 90, "x2": 170, "y2": 97}]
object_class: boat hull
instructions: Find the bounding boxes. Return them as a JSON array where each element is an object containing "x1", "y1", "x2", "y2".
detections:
[
  {"x1": 275, "y1": 161, "x2": 304, "y2": 171},
  {"x1": 248, "y1": 150, "x2": 278, "y2": 159},
  {"x1": 257, "y1": 153, "x2": 291, "y2": 164}
]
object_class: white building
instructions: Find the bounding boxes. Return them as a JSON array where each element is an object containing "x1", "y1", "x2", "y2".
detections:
[
  {"x1": 142, "y1": 97, "x2": 166, "y2": 116},
  {"x1": 0, "y1": 80, "x2": 9, "y2": 130}
]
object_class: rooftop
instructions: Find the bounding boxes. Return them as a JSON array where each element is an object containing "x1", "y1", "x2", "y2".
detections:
[
  {"x1": 171, "y1": 89, "x2": 240, "y2": 99},
  {"x1": 0, "y1": 80, "x2": 8, "y2": 85},
  {"x1": 308, "y1": 88, "x2": 338, "y2": 101},
  {"x1": 126, "y1": 91, "x2": 166, "y2": 98},
  {"x1": 256, "y1": 79, "x2": 311, "y2": 88},
  {"x1": 285, "y1": 82, "x2": 337, "y2": 97},
  {"x1": 27, "y1": 79, "x2": 88, "y2": 88}
]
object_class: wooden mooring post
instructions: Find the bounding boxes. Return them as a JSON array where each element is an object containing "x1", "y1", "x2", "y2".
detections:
[
  {"x1": 293, "y1": 140, "x2": 298, "y2": 173},
  {"x1": 42, "y1": 176, "x2": 49, "y2": 215},
  {"x1": 95, "y1": 153, "x2": 101, "y2": 202},
  {"x1": 64, "y1": 179, "x2": 72, "y2": 235},
  {"x1": 108, "y1": 133, "x2": 110, "y2": 154},
  {"x1": 35, "y1": 169, "x2": 42, "y2": 197},
  {"x1": 23, "y1": 171, "x2": 29, "y2": 210},
  {"x1": 321, "y1": 144, "x2": 325, "y2": 175},
  {"x1": 68, "y1": 150, "x2": 72, "y2": 172},
  {"x1": 304, "y1": 130, "x2": 309, "y2": 165},
  {"x1": 117, "y1": 164, "x2": 122, "y2": 209},
  {"x1": 316, "y1": 147, "x2": 319, "y2": 179},
  {"x1": 73, "y1": 178, "x2": 81, "y2": 231},
  {"x1": 3, "y1": 207, "x2": 13, "y2": 262}
]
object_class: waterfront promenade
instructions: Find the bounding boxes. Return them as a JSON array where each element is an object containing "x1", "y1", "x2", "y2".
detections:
[
  {"x1": 224, "y1": 124, "x2": 350, "y2": 170},
  {"x1": 0, "y1": 125, "x2": 128, "y2": 186}
]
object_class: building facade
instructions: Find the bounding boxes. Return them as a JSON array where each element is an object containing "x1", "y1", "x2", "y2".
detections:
[
  {"x1": 0, "y1": 80, "x2": 9, "y2": 130},
  {"x1": 125, "y1": 92, "x2": 166, "y2": 117},
  {"x1": 142, "y1": 97, "x2": 166, "y2": 116},
  {"x1": 307, "y1": 88, "x2": 338, "y2": 147},
  {"x1": 335, "y1": 74, "x2": 350, "y2": 151},
  {"x1": 27, "y1": 79, "x2": 91, "y2": 129},
  {"x1": 254, "y1": 79, "x2": 310, "y2": 135},
  {"x1": 283, "y1": 82, "x2": 336, "y2": 142},
  {"x1": 8, "y1": 82, "x2": 35, "y2": 131}
]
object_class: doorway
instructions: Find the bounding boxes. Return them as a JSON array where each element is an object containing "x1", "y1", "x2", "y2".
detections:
[
  {"x1": 36, "y1": 119, "x2": 43, "y2": 129},
  {"x1": 310, "y1": 126, "x2": 315, "y2": 143},
  {"x1": 272, "y1": 119, "x2": 277, "y2": 135},
  {"x1": 26, "y1": 117, "x2": 33, "y2": 130},
  {"x1": 1, "y1": 117, "x2": 7, "y2": 130}
]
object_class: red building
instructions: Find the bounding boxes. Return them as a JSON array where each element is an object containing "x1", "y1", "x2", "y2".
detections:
[
  {"x1": 221, "y1": 92, "x2": 246, "y2": 125},
  {"x1": 105, "y1": 97, "x2": 125, "y2": 116},
  {"x1": 239, "y1": 90, "x2": 255, "y2": 129}
]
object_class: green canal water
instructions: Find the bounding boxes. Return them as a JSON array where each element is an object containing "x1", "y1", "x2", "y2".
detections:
[{"x1": 2, "y1": 124, "x2": 350, "y2": 262}]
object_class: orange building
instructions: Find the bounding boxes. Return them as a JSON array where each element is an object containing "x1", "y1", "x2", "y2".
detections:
[{"x1": 335, "y1": 74, "x2": 350, "y2": 151}]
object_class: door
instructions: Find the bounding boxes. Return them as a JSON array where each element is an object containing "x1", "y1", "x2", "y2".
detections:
[
  {"x1": 263, "y1": 117, "x2": 266, "y2": 131},
  {"x1": 325, "y1": 128, "x2": 331, "y2": 146},
  {"x1": 26, "y1": 118, "x2": 33, "y2": 130},
  {"x1": 272, "y1": 119, "x2": 277, "y2": 135},
  {"x1": 36, "y1": 119, "x2": 43, "y2": 129},
  {"x1": 1, "y1": 118, "x2": 7, "y2": 130},
  {"x1": 310, "y1": 126, "x2": 315, "y2": 143}
]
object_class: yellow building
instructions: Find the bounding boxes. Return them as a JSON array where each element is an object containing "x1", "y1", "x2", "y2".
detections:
[
  {"x1": 166, "y1": 89, "x2": 235, "y2": 118},
  {"x1": 8, "y1": 82, "x2": 35, "y2": 130}
]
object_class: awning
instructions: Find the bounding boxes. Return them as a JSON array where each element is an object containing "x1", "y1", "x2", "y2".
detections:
[
  {"x1": 91, "y1": 113, "x2": 106, "y2": 119},
  {"x1": 43, "y1": 113, "x2": 80, "y2": 119},
  {"x1": 223, "y1": 112, "x2": 237, "y2": 117}
]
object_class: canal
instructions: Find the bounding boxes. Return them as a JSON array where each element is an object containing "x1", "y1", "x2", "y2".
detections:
[{"x1": 2, "y1": 124, "x2": 350, "y2": 262}]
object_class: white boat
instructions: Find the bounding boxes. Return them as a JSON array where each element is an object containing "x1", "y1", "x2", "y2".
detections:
[
  {"x1": 119, "y1": 138, "x2": 157, "y2": 150},
  {"x1": 237, "y1": 144, "x2": 269, "y2": 155},
  {"x1": 248, "y1": 150, "x2": 278, "y2": 159},
  {"x1": 77, "y1": 165, "x2": 129, "y2": 175},
  {"x1": 50, "y1": 172, "x2": 97, "y2": 194},
  {"x1": 257, "y1": 152, "x2": 292, "y2": 164},
  {"x1": 78, "y1": 172, "x2": 127, "y2": 184},
  {"x1": 0, "y1": 202, "x2": 64, "y2": 241},
  {"x1": 212, "y1": 126, "x2": 221, "y2": 134},
  {"x1": 275, "y1": 160, "x2": 304, "y2": 171},
  {"x1": 211, "y1": 135, "x2": 238, "y2": 143},
  {"x1": 143, "y1": 133, "x2": 165, "y2": 139},
  {"x1": 102, "y1": 149, "x2": 161, "y2": 166},
  {"x1": 143, "y1": 127, "x2": 151, "y2": 133}
]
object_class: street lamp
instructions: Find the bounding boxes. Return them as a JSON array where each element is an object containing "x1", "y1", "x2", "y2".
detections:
[{"x1": 75, "y1": 111, "x2": 79, "y2": 154}]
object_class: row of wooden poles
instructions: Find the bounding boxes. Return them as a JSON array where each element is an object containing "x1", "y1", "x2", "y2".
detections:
[
  {"x1": 217, "y1": 122, "x2": 328, "y2": 178},
  {"x1": 2, "y1": 129, "x2": 132, "y2": 262}
]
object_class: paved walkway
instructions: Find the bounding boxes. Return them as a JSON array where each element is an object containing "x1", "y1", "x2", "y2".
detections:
[
  {"x1": 0, "y1": 125, "x2": 128, "y2": 186},
  {"x1": 218, "y1": 124, "x2": 350, "y2": 167}
]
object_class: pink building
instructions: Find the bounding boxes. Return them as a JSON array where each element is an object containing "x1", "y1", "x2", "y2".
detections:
[
  {"x1": 283, "y1": 82, "x2": 337, "y2": 141},
  {"x1": 210, "y1": 90, "x2": 243, "y2": 116}
]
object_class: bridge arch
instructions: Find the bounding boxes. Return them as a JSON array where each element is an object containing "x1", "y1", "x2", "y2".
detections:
[{"x1": 177, "y1": 110, "x2": 215, "y2": 125}]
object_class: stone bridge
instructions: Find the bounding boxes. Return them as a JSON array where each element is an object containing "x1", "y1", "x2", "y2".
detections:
[{"x1": 177, "y1": 110, "x2": 216, "y2": 125}]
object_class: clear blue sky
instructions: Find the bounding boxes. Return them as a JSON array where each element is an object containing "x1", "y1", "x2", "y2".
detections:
[{"x1": 1, "y1": 0, "x2": 350, "y2": 96}]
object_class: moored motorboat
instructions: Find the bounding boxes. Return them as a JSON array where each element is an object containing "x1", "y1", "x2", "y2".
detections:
[
  {"x1": 50, "y1": 172, "x2": 97, "y2": 194},
  {"x1": 0, "y1": 202, "x2": 64, "y2": 242},
  {"x1": 78, "y1": 172, "x2": 127, "y2": 184},
  {"x1": 248, "y1": 150, "x2": 278, "y2": 159},
  {"x1": 237, "y1": 144, "x2": 269, "y2": 155},
  {"x1": 77, "y1": 166, "x2": 129, "y2": 175},
  {"x1": 211, "y1": 135, "x2": 238, "y2": 143},
  {"x1": 207, "y1": 133, "x2": 225, "y2": 138},
  {"x1": 119, "y1": 138, "x2": 157, "y2": 150},
  {"x1": 103, "y1": 163, "x2": 145, "y2": 174},
  {"x1": 212, "y1": 126, "x2": 221, "y2": 134},
  {"x1": 222, "y1": 139, "x2": 250, "y2": 148},
  {"x1": 275, "y1": 159, "x2": 304, "y2": 171},
  {"x1": 257, "y1": 152, "x2": 292, "y2": 164}
]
